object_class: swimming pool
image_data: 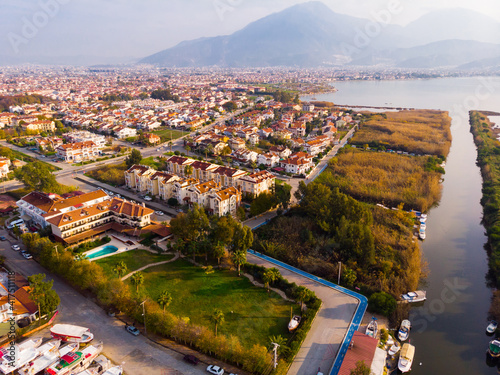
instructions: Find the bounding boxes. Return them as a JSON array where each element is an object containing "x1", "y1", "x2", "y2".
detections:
[{"x1": 86, "y1": 245, "x2": 118, "y2": 259}]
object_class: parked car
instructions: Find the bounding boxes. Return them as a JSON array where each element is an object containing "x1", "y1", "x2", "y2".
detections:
[
  {"x1": 183, "y1": 354, "x2": 199, "y2": 365},
  {"x1": 125, "y1": 325, "x2": 140, "y2": 336},
  {"x1": 22, "y1": 253, "x2": 32, "y2": 260},
  {"x1": 144, "y1": 196, "x2": 152, "y2": 201},
  {"x1": 0, "y1": 236, "x2": 6, "y2": 241},
  {"x1": 11, "y1": 245, "x2": 20, "y2": 251},
  {"x1": 155, "y1": 211, "x2": 164, "y2": 216},
  {"x1": 207, "y1": 365, "x2": 224, "y2": 375}
]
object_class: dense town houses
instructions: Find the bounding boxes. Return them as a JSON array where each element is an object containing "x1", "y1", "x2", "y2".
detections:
[
  {"x1": 17, "y1": 189, "x2": 154, "y2": 245},
  {"x1": 125, "y1": 157, "x2": 276, "y2": 215},
  {"x1": 280, "y1": 152, "x2": 314, "y2": 175}
]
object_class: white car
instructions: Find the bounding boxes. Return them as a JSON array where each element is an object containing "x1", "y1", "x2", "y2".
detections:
[
  {"x1": 207, "y1": 365, "x2": 224, "y2": 375},
  {"x1": 155, "y1": 211, "x2": 164, "y2": 216},
  {"x1": 11, "y1": 245, "x2": 20, "y2": 251},
  {"x1": 144, "y1": 196, "x2": 152, "y2": 201}
]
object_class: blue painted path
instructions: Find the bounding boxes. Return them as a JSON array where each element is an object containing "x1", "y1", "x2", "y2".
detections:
[{"x1": 247, "y1": 250, "x2": 368, "y2": 375}]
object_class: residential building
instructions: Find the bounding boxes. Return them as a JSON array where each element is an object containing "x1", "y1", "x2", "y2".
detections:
[
  {"x1": 173, "y1": 178, "x2": 199, "y2": 204},
  {"x1": 115, "y1": 126, "x2": 137, "y2": 139},
  {"x1": 237, "y1": 170, "x2": 275, "y2": 197},
  {"x1": 280, "y1": 152, "x2": 313, "y2": 175},
  {"x1": 21, "y1": 120, "x2": 56, "y2": 133},
  {"x1": 212, "y1": 166, "x2": 247, "y2": 187},
  {"x1": 124, "y1": 165, "x2": 156, "y2": 192},
  {"x1": 165, "y1": 156, "x2": 195, "y2": 177},
  {"x1": 305, "y1": 135, "x2": 331, "y2": 156},
  {"x1": 148, "y1": 171, "x2": 180, "y2": 198},
  {"x1": 269, "y1": 145, "x2": 292, "y2": 159},
  {"x1": 65, "y1": 131, "x2": 106, "y2": 149},
  {"x1": 17, "y1": 190, "x2": 110, "y2": 229},
  {"x1": 186, "y1": 180, "x2": 220, "y2": 208},
  {"x1": 233, "y1": 149, "x2": 258, "y2": 163},
  {"x1": 229, "y1": 137, "x2": 246, "y2": 150},
  {"x1": 189, "y1": 160, "x2": 220, "y2": 181},
  {"x1": 145, "y1": 133, "x2": 161, "y2": 145},
  {"x1": 0, "y1": 160, "x2": 9, "y2": 179},
  {"x1": 209, "y1": 186, "x2": 241, "y2": 216},
  {"x1": 0, "y1": 272, "x2": 37, "y2": 323},
  {"x1": 257, "y1": 152, "x2": 280, "y2": 168},
  {"x1": 47, "y1": 197, "x2": 154, "y2": 244},
  {"x1": 56, "y1": 141, "x2": 100, "y2": 163}
]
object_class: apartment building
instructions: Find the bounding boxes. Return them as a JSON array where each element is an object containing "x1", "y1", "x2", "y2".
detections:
[
  {"x1": 65, "y1": 131, "x2": 107, "y2": 148},
  {"x1": 237, "y1": 170, "x2": 275, "y2": 197},
  {"x1": 47, "y1": 197, "x2": 153, "y2": 244},
  {"x1": 21, "y1": 120, "x2": 56, "y2": 133},
  {"x1": 56, "y1": 141, "x2": 100, "y2": 163},
  {"x1": 124, "y1": 165, "x2": 156, "y2": 192},
  {"x1": 280, "y1": 152, "x2": 314, "y2": 175},
  {"x1": 209, "y1": 187, "x2": 241, "y2": 217}
]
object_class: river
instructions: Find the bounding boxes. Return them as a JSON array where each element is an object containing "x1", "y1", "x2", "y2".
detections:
[{"x1": 303, "y1": 77, "x2": 500, "y2": 374}]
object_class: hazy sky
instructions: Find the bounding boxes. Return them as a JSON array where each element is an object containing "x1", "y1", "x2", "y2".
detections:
[{"x1": 1, "y1": 0, "x2": 500, "y2": 63}]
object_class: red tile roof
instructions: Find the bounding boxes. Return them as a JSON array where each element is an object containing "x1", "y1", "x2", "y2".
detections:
[{"x1": 338, "y1": 331, "x2": 378, "y2": 375}]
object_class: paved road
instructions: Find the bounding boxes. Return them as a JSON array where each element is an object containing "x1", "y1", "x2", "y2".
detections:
[{"x1": 247, "y1": 253, "x2": 359, "y2": 375}]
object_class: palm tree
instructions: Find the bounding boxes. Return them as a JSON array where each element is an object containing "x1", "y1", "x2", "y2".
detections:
[
  {"x1": 296, "y1": 286, "x2": 310, "y2": 312},
  {"x1": 157, "y1": 290, "x2": 173, "y2": 313},
  {"x1": 131, "y1": 272, "x2": 144, "y2": 292},
  {"x1": 263, "y1": 268, "x2": 281, "y2": 292},
  {"x1": 113, "y1": 261, "x2": 128, "y2": 278},
  {"x1": 168, "y1": 141, "x2": 173, "y2": 152},
  {"x1": 269, "y1": 335, "x2": 288, "y2": 355},
  {"x1": 205, "y1": 144, "x2": 214, "y2": 159},
  {"x1": 185, "y1": 145, "x2": 191, "y2": 156},
  {"x1": 232, "y1": 251, "x2": 246, "y2": 277},
  {"x1": 211, "y1": 309, "x2": 225, "y2": 336}
]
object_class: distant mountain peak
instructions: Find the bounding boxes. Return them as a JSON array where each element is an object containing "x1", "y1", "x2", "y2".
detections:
[{"x1": 140, "y1": 3, "x2": 500, "y2": 69}]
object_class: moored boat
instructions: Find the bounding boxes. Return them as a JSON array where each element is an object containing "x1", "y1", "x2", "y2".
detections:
[
  {"x1": 419, "y1": 229, "x2": 426, "y2": 240},
  {"x1": 50, "y1": 324, "x2": 94, "y2": 344},
  {"x1": 19, "y1": 342, "x2": 78, "y2": 375},
  {"x1": 46, "y1": 342, "x2": 102, "y2": 375},
  {"x1": 101, "y1": 366, "x2": 123, "y2": 375},
  {"x1": 366, "y1": 318, "x2": 378, "y2": 338},
  {"x1": 487, "y1": 320, "x2": 498, "y2": 334},
  {"x1": 388, "y1": 341, "x2": 401, "y2": 356},
  {"x1": 398, "y1": 320, "x2": 411, "y2": 341},
  {"x1": 0, "y1": 348, "x2": 39, "y2": 374},
  {"x1": 288, "y1": 315, "x2": 301, "y2": 332},
  {"x1": 488, "y1": 340, "x2": 500, "y2": 357},
  {"x1": 401, "y1": 290, "x2": 427, "y2": 303},
  {"x1": 398, "y1": 343, "x2": 415, "y2": 373}
]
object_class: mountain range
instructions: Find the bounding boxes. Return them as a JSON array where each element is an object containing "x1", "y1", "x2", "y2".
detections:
[{"x1": 140, "y1": 1, "x2": 500, "y2": 69}]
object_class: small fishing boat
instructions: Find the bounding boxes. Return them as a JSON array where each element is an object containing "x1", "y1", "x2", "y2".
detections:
[
  {"x1": 420, "y1": 223, "x2": 426, "y2": 230},
  {"x1": 398, "y1": 343, "x2": 415, "y2": 373},
  {"x1": 288, "y1": 316, "x2": 301, "y2": 332},
  {"x1": 73, "y1": 355, "x2": 109, "y2": 375},
  {"x1": 366, "y1": 318, "x2": 378, "y2": 338},
  {"x1": 487, "y1": 320, "x2": 498, "y2": 334},
  {"x1": 0, "y1": 337, "x2": 43, "y2": 361},
  {"x1": 388, "y1": 341, "x2": 401, "y2": 356},
  {"x1": 398, "y1": 320, "x2": 411, "y2": 341},
  {"x1": 50, "y1": 325, "x2": 94, "y2": 344},
  {"x1": 489, "y1": 340, "x2": 500, "y2": 357},
  {"x1": 401, "y1": 290, "x2": 427, "y2": 303},
  {"x1": 19, "y1": 342, "x2": 78, "y2": 375}
]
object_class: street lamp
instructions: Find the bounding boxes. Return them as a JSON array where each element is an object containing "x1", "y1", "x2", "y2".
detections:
[
  {"x1": 338, "y1": 261, "x2": 342, "y2": 285},
  {"x1": 140, "y1": 300, "x2": 147, "y2": 335}
]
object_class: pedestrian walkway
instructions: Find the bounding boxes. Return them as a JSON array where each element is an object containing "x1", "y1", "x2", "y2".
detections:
[{"x1": 121, "y1": 252, "x2": 179, "y2": 281}]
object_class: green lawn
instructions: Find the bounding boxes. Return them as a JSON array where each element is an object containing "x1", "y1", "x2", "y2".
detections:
[
  {"x1": 95, "y1": 250, "x2": 173, "y2": 277},
  {"x1": 132, "y1": 258, "x2": 298, "y2": 347},
  {"x1": 152, "y1": 128, "x2": 186, "y2": 141},
  {"x1": 140, "y1": 156, "x2": 163, "y2": 169}
]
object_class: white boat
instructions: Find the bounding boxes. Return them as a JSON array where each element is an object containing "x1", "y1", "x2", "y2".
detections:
[
  {"x1": 101, "y1": 366, "x2": 123, "y2": 375},
  {"x1": 420, "y1": 213, "x2": 428, "y2": 220},
  {"x1": 487, "y1": 320, "x2": 498, "y2": 334},
  {"x1": 288, "y1": 315, "x2": 301, "y2": 331},
  {"x1": 19, "y1": 342, "x2": 78, "y2": 375},
  {"x1": 50, "y1": 324, "x2": 94, "y2": 343},
  {"x1": 398, "y1": 343, "x2": 415, "y2": 373},
  {"x1": 73, "y1": 355, "x2": 110, "y2": 375},
  {"x1": 45, "y1": 342, "x2": 102, "y2": 375},
  {"x1": 420, "y1": 223, "x2": 426, "y2": 230},
  {"x1": 401, "y1": 290, "x2": 427, "y2": 303},
  {"x1": 0, "y1": 348, "x2": 40, "y2": 374},
  {"x1": 0, "y1": 337, "x2": 43, "y2": 361},
  {"x1": 388, "y1": 341, "x2": 401, "y2": 356},
  {"x1": 366, "y1": 318, "x2": 378, "y2": 338},
  {"x1": 398, "y1": 320, "x2": 411, "y2": 341},
  {"x1": 419, "y1": 229, "x2": 426, "y2": 240}
]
